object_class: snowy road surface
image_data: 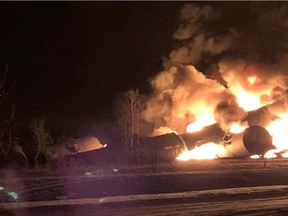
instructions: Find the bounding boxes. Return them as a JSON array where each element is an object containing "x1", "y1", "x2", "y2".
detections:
[
  {"x1": 2, "y1": 185, "x2": 288, "y2": 216},
  {"x1": 1, "y1": 159, "x2": 288, "y2": 215}
]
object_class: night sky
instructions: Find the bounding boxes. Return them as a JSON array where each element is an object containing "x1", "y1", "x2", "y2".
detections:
[
  {"x1": 0, "y1": 2, "x2": 181, "y2": 133},
  {"x1": 1, "y1": 2, "x2": 283, "y2": 137}
]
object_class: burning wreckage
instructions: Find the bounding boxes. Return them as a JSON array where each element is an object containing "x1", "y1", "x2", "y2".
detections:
[
  {"x1": 137, "y1": 62, "x2": 288, "y2": 163},
  {"x1": 54, "y1": 63, "x2": 288, "y2": 164},
  {"x1": 136, "y1": 3, "x2": 288, "y2": 162},
  {"x1": 138, "y1": 101, "x2": 287, "y2": 162},
  {"x1": 58, "y1": 68, "x2": 288, "y2": 164}
]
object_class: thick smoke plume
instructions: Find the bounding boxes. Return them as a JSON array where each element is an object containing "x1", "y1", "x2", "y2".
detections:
[
  {"x1": 143, "y1": 2, "x2": 288, "y2": 135},
  {"x1": 142, "y1": 65, "x2": 245, "y2": 133}
]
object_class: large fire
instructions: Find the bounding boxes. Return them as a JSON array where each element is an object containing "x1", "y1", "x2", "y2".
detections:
[
  {"x1": 140, "y1": 3, "x2": 288, "y2": 162},
  {"x1": 247, "y1": 76, "x2": 257, "y2": 85},
  {"x1": 266, "y1": 115, "x2": 288, "y2": 151},
  {"x1": 230, "y1": 76, "x2": 272, "y2": 112},
  {"x1": 175, "y1": 73, "x2": 288, "y2": 161},
  {"x1": 177, "y1": 142, "x2": 225, "y2": 160},
  {"x1": 186, "y1": 111, "x2": 216, "y2": 133},
  {"x1": 234, "y1": 89, "x2": 266, "y2": 111},
  {"x1": 229, "y1": 122, "x2": 247, "y2": 134}
]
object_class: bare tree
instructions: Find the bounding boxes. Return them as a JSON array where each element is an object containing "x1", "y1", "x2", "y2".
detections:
[
  {"x1": 114, "y1": 89, "x2": 145, "y2": 162},
  {"x1": 0, "y1": 64, "x2": 23, "y2": 164},
  {"x1": 0, "y1": 103, "x2": 20, "y2": 157},
  {"x1": 30, "y1": 117, "x2": 53, "y2": 163}
]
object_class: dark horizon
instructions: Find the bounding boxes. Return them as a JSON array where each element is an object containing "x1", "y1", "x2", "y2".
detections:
[{"x1": 0, "y1": 2, "x2": 181, "y2": 135}]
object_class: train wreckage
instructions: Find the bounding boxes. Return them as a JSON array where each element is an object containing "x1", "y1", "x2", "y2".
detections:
[
  {"x1": 137, "y1": 100, "x2": 288, "y2": 162},
  {"x1": 48, "y1": 100, "x2": 288, "y2": 165}
]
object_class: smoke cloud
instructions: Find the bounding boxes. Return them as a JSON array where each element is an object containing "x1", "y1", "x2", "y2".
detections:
[
  {"x1": 143, "y1": 2, "x2": 288, "y2": 135},
  {"x1": 142, "y1": 65, "x2": 240, "y2": 133}
]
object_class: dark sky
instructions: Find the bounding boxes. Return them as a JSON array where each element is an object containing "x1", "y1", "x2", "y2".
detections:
[
  {"x1": 0, "y1": 2, "x2": 285, "y2": 137},
  {"x1": 0, "y1": 2, "x2": 181, "y2": 132}
]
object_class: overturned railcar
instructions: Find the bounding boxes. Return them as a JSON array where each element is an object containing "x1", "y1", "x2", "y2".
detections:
[
  {"x1": 139, "y1": 124, "x2": 274, "y2": 161},
  {"x1": 52, "y1": 135, "x2": 107, "y2": 161},
  {"x1": 179, "y1": 124, "x2": 274, "y2": 158},
  {"x1": 244, "y1": 100, "x2": 288, "y2": 127},
  {"x1": 137, "y1": 132, "x2": 186, "y2": 163},
  {"x1": 219, "y1": 125, "x2": 274, "y2": 158},
  {"x1": 179, "y1": 123, "x2": 225, "y2": 150}
]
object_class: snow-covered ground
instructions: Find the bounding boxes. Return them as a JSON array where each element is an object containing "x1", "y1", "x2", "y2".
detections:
[
  {"x1": 2, "y1": 185, "x2": 288, "y2": 215},
  {"x1": 1, "y1": 158, "x2": 288, "y2": 215}
]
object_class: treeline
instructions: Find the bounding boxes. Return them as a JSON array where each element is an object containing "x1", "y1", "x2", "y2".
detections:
[
  {"x1": 0, "y1": 61, "x2": 158, "y2": 170},
  {"x1": 0, "y1": 116, "x2": 73, "y2": 168}
]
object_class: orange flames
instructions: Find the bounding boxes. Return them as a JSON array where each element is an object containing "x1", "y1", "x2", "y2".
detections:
[
  {"x1": 178, "y1": 122, "x2": 247, "y2": 161},
  {"x1": 248, "y1": 114, "x2": 288, "y2": 159},
  {"x1": 186, "y1": 111, "x2": 216, "y2": 133},
  {"x1": 229, "y1": 122, "x2": 247, "y2": 134},
  {"x1": 177, "y1": 142, "x2": 225, "y2": 160},
  {"x1": 247, "y1": 76, "x2": 257, "y2": 85},
  {"x1": 234, "y1": 89, "x2": 267, "y2": 111},
  {"x1": 176, "y1": 73, "x2": 288, "y2": 161},
  {"x1": 230, "y1": 75, "x2": 272, "y2": 111},
  {"x1": 266, "y1": 115, "x2": 288, "y2": 151}
]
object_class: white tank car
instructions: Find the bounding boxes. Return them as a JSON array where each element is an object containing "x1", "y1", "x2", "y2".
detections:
[
  {"x1": 71, "y1": 135, "x2": 107, "y2": 153},
  {"x1": 219, "y1": 125, "x2": 274, "y2": 158}
]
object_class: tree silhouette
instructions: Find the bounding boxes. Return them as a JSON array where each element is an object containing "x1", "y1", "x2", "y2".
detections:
[
  {"x1": 114, "y1": 88, "x2": 144, "y2": 162},
  {"x1": 30, "y1": 117, "x2": 53, "y2": 164}
]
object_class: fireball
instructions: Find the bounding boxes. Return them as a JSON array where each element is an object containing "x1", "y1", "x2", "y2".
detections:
[
  {"x1": 266, "y1": 114, "x2": 288, "y2": 153},
  {"x1": 186, "y1": 111, "x2": 216, "y2": 133},
  {"x1": 229, "y1": 122, "x2": 248, "y2": 134},
  {"x1": 177, "y1": 142, "x2": 225, "y2": 160},
  {"x1": 247, "y1": 76, "x2": 257, "y2": 85}
]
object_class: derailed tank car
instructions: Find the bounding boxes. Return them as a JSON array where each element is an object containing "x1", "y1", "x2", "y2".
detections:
[
  {"x1": 51, "y1": 135, "x2": 107, "y2": 163},
  {"x1": 179, "y1": 123, "x2": 225, "y2": 150},
  {"x1": 138, "y1": 124, "x2": 274, "y2": 162},
  {"x1": 219, "y1": 125, "x2": 274, "y2": 158},
  {"x1": 137, "y1": 132, "x2": 186, "y2": 164}
]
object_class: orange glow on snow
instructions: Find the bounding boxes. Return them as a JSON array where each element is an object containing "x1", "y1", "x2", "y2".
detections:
[
  {"x1": 250, "y1": 155, "x2": 261, "y2": 159},
  {"x1": 250, "y1": 149, "x2": 279, "y2": 159},
  {"x1": 177, "y1": 142, "x2": 225, "y2": 160},
  {"x1": 264, "y1": 149, "x2": 278, "y2": 158}
]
